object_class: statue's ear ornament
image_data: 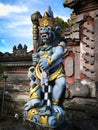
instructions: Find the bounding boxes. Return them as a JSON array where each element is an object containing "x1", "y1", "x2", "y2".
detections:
[{"x1": 55, "y1": 26, "x2": 60, "y2": 33}]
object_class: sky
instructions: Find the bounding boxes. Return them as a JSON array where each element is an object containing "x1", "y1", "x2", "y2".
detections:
[{"x1": 0, "y1": 0, "x2": 72, "y2": 53}]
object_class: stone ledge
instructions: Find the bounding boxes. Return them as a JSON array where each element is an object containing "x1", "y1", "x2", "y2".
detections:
[{"x1": 63, "y1": 97, "x2": 98, "y2": 130}]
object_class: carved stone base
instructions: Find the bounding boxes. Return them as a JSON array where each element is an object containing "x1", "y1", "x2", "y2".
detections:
[
  {"x1": 23, "y1": 119, "x2": 73, "y2": 130},
  {"x1": 24, "y1": 105, "x2": 66, "y2": 128}
]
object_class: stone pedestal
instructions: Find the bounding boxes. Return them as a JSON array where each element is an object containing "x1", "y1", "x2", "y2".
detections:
[{"x1": 23, "y1": 119, "x2": 73, "y2": 130}]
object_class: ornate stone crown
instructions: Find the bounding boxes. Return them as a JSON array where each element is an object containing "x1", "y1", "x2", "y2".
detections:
[{"x1": 39, "y1": 12, "x2": 55, "y2": 27}]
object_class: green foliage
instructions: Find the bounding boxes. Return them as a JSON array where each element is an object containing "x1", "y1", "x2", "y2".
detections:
[
  {"x1": 0, "y1": 64, "x2": 6, "y2": 76},
  {"x1": 55, "y1": 17, "x2": 68, "y2": 37},
  {"x1": 55, "y1": 17, "x2": 68, "y2": 27}
]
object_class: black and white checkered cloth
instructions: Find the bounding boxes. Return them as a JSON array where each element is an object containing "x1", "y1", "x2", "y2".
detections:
[{"x1": 42, "y1": 84, "x2": 52, "y2": 110}]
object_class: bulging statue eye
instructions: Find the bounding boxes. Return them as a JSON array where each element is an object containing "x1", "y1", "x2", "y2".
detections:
[
  {"x1": 38, "y1": 27, "x2": 43, "y2": 31},
  {"x1": 40, "y1": 27, "x2": 43, "y2": 30},
  {"x1": 47, "y1": 26, "x2": 51, "y2": 30}
]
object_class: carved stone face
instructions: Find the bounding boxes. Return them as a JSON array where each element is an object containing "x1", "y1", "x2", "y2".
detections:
[{"x1": 38, "y1": 26, "x2": 53, "y2": 44}]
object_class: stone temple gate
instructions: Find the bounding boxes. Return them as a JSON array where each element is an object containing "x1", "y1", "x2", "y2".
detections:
[{"x1": 63, "y1": 0, "x2": 98, "y2": 100}]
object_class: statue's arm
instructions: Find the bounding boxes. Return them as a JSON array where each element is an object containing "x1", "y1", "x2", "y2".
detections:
[
  {"x1": 39, "y1": 41, "x2": 66, "y2": 70},
  {"x1": 50, "y1": 41, "x2": 66, "y2": 63},
  {"x1": 52, "y1": 46, "x2": 64, "y2": 61}
]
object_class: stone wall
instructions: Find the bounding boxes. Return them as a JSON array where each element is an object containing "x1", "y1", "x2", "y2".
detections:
[
  {"x1": 64, "y1": 2, "x2": 98, "y2": 99},
  {"x1": 0, "y1": 44, "x2": 32, "y2": 117},
  {"x1": 0, "y1": 67, "x2": 30, "y2": 117},
  {"x1": 63, "y1": 1, "x2": 98, "y2": 130}
]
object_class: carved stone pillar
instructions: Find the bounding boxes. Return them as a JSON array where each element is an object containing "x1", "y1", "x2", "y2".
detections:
[
  {"x1": 94, "y1": 13, "x2": 98, "y2": 100},
  {"x1": 80, "y1": 16, "x2": 95, "y2": 80},
  {"x1": 74, "y1": 47, "x2": 80, "y2": 80}
]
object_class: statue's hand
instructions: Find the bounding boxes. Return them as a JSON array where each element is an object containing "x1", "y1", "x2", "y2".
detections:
[
  {"x1": 39, "y1": 58, "x2": 49, "y2": 70},
  {"x1": 32, "y1": 53, "x2": 39, "y2": 66},
  {"x1": 24, "y1": 99, "x2": 42, "y2": 111}
]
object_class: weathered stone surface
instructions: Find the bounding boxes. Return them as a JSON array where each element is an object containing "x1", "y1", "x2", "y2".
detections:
[
  {"x1": 94, "y1": 16, "x2": 98, "y2": 100},
  {"x1": 96, "y1": 81, "x2": 98, "y2": 100},
  {"x1": 0, "y1": 82, "x2": 29, "y2": 93},
  {"x1": 80, "y1": 79, "x2": 96, "y2": 97},
  {"x1": 94, "y1": 17, "x2": 98, "y2": 51},
  {"x1": 82, "y1": 44, "x2": 94, "y2": 56},
  {"x1": 83, "y1": 30, "x2": 94, "y2": 39},
  {"x1": 76, "y1": 14, "x2": 84, "y2": 22},
  {"x1": 73, "y1": 46, "x2": 80, "y2": 53},
  {"x1": 75, "y1": 53, "x2": 80, "y2": 79},
  {"x1": 63, "y1": 97, "x2": 98, "y2": 130},
  {"x1": 0, "y1": 79, "x2": 29, "y2": 117},
  {"x1": 65, "y1": 57, "x2": 74, "y2": 77},
  {"x1": 63, "y1": 97, "x2": 98, "y2": 118},
  {"x1": 66, "y1": 97, "x2": 97, "y2": 105},
  {"x1": 82, "y1": 37, "x2": 94, "y2": 48},
  {"x1": 70, "y1": 32, "x2": 79, "y2": 40},
  {"x1": 65, "y1": 81, "x2": 90, "y2": 98},
  {"x1": 82, "y1": 60, "x2": 95, "y2": 71},
  {"x1": 82, "y1": 67, "x2": 95, "y2": 79},
  {"x1": 90, "y1": 10, "x2": 96, "y2": 18},
  {"x1": 63, "y1": 1, "x2": 98, "y2": 130},
  {"x1": 95, "y1": 9, "x2": 98, "y2": 16},
  {"x1": 83, "y1": 22, "x2": 94, "y2": 32},
  {"x1": 11, "y1": 93, "x2": 29, "y2": 102},
  {"x1": 0, "y1": 121, "x2": 28, "y2": 130},
  {"x1": 82, "y1": 53, "x2": 94, "y2": 64},
  {"x1": 65, "y1": 35, "x2": 70, "y2": 39},
  {"x1": 8, "y1": 74, "x2": 28, "y2": 82},
  {"x1": 23, "y1": 119, "x2": 73, "y2": 130},
  {"x1": 72, "y1": 23, "x2": 79, "y2": 32},
  {"x1": 72, "y1": 32, "x2": 79, "y2": 39}
]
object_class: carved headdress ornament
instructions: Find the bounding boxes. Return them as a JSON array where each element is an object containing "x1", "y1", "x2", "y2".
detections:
[{"x1": 39, "y1": 6, "x2": 55, "y2": 27}]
